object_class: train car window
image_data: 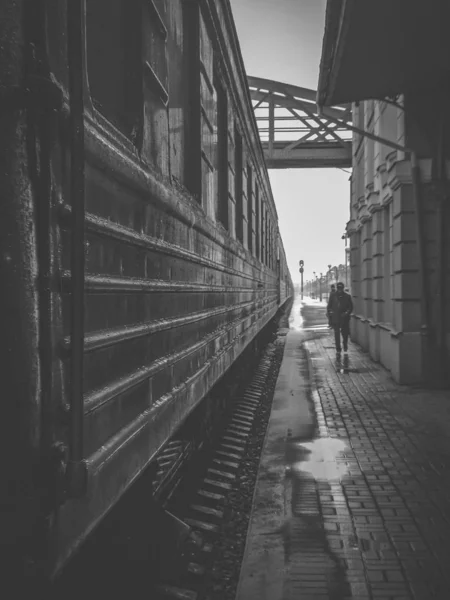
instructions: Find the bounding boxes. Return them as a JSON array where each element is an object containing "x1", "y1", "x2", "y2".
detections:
[
  {"x1": 86, "y1": 0, "x2": 142, "y2": 142},
  {"x1": 199, "y1": 13, "x2": 217, "y2": 217},
  {"x1": 255, "y1": 183, "x2": 260, "y2": 260},
  {"x1": 215, "y1": 75, "x2": 229, "y2": 229},
  {"x1": 142, "y1": 0, "x2": 170, "y2": 172},
  {"x1": 247, "y1": 165, "x2": 253, "y2": 253},
  {"x1": 265, "y1": 209, "x2": 269, "y2": 266},
  {"x1": 167, "y1": 0, "x2": 187, "y2": 184},
  {"x1": 183, "y1": 0, "x2": 201, "y2": 199},
  {"x1": 143, "y1": 0, "x2": 169, "y2": 106},
  {"x1": 269, "y1": 219, "x2": 272, "y2": 268},
  {"x1": 271, "y1": 226, "x2": 274, "y2": 269},
  {"x1": 234, "y1": 126, "x2": 243, "y2": 243},
  {"x1": 260, "y1": 202, "x2": 265, "y2": 265}
]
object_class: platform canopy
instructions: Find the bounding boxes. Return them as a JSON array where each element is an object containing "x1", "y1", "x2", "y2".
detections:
[{"x1": 317, "y1": 0, "x2": 450, "y2": 108}]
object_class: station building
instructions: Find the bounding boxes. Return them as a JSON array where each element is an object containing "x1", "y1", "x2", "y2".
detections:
[{"x1": 317, "y1": 0, "x2": 450, "y2": 386}]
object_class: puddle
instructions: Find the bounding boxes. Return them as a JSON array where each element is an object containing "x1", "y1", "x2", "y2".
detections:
[
  {"x1": 302, "y1": 324, "x2": 330, "y2": 332},
  {"x1": 283, "y1": 435, "x2": 352, "y2": 598},
  {"x1": 289, "y1": 437, "x2": 349, "y2": 481},
  {"x1": 334, "y1": 354, "x2": 357, "y2": 374}
]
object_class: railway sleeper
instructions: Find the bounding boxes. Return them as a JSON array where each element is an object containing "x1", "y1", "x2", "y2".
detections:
[
  {"x1": 189, "y1": 504, "x2": 224, "y2": 519},
  {"x1": 196, "y1": 489, "x2": 226, "y2": 503},
  {"x1": 207, "y1": 468, "x2": 236, "y2": 481},
  {"x1": 185, "y1": 518, "x2": 219, "y2": 534},
  {"x1": 219, "y1": 442, "x2": 245, "y2": 453},
  {"x1": 222, "y1": 434, "x2": 247, "y2": 445},
  {"x1": 215, "y1": 449, "x2": 242, "y2": 461},
  {"x1": 154, "y1": 584, "x2": 198, "y2": 600},
  {"x1": 203, "y1": 478, "x2": 233, "y2": 491},
  {"x1": 212, "y1": 458, "x2": 240, "y2": 470}
]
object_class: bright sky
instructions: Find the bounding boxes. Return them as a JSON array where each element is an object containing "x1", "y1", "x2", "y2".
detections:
[{"x1": 229, "y1": 0, "x2": 350, "y2": 284}]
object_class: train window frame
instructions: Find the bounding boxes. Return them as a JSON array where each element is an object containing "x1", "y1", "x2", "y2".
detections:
[
  {"x1": 142, "y1": 0, "x2": 169, "y2": 107},
  {"x1": 183, "y1": 0, "x2": 202, "y2": 200},
  {"x1": 234, "y1": 125, "x2": 243, "y2": 243},
  {"x1": 214, "y1": 69, "x2": 229, "y2": 229},
  {"x1": 246, "y1": 164, "x2": 253, "y2": 253},
  {"x1": 85, "y1": 0, "x2": 143, "y2": 146},
  {"x1": 255, "y1": 182, "x2": 260, "y2": 260},
  {"x1": 260, "y1": 200, "x2": 265, "y2": 265},
  {"x1": 198, "y1": 8, "x2": 217, "y2": 216}
]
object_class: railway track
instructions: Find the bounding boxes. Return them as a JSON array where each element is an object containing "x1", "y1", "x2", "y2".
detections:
[{"x1": 152, "y1": 325, "x2": 290, "y2": 600}]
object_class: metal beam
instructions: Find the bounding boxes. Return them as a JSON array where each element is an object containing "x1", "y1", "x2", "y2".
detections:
[
  {"x1": 263, "y1": 144, "x2": 352, "y2": 169},
  {"x1": 248, "y1": 76, "x2": 353, "y2": 169}
]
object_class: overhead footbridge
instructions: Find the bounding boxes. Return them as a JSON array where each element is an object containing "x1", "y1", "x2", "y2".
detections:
[{"x1": 248, "y1": 76, "x2": 353, "y2": 169}]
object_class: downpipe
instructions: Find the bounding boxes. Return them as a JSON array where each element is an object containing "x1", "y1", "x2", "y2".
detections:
[
  {"x1": 433, "y1": 112, "x2": 448, "y2": 385},
  {"x1": 66, "y1": 0, "x2": 87, "y2": 496},
  {"x1": 410, "y1": 152, "x2": 430, "y2": 383}
]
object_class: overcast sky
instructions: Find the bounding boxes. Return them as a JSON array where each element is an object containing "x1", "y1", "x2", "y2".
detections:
[{"x1": 229, "y1": 0, "x2": 350, "y2": 284}]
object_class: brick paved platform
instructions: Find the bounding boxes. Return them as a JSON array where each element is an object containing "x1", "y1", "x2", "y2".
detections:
[{"x1": 235, "y1": 298, "x2": 450, "y2": 600}]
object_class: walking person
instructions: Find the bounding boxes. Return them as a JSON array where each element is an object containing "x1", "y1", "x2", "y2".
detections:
[
  {"x1": 328, "y1": 284, "x2": 336, "y2": 328},
  {"x1": 327, "y1": 282, "x2": 353, "y2": 354}
]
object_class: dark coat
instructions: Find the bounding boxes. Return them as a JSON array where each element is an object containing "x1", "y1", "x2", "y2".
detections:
[{"x1": 327, "y1": 291, "x2": 353, "y2": 327}]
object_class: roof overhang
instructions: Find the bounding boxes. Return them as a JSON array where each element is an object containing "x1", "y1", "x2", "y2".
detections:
[{"x1": 317, "y1": 0, "x2": 450, "y2": 107}]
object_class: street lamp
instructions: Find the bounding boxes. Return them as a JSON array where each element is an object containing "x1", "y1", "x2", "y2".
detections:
[
  {"x1": 313, "y1": 271, "x2": 317, "y2": 299},
  {"x1": 319, "y1": 272, "x2": 323, "y2": 302},
  {"x1": 298, "y1": 260, "x2": 304, "y2": 300}
]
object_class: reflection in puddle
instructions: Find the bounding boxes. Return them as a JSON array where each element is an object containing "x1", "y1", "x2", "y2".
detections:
[
  {"x1": 289, "y1": 296, "x2": 303, "y2": 331},
  {"x1": 335, "y1": 354, "x2": 353, "y2": 374},
  {"x1": 283, "y1": 435, "x2": 352, "y2": 598},
  {"x1": 291, "y1": 438, "x2": 348, "y2": 481}
]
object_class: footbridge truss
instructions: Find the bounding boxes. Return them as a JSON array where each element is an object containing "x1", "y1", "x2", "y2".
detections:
[{"x1": 248, "y1": 76, "x2": 353, "y2": 169}]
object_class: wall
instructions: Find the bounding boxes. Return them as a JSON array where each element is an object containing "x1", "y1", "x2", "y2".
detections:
[
  {"x1": 348, "y1": 92, "x2": 450, "y2": 385},
  {"x1": 348, "y1": 99, "x2": 420, "y2": 383}
]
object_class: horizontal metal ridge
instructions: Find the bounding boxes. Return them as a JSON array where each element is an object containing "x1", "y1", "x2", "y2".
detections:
[
  {"x1": 83, "y1": 303, "x2": 276, "y2": 415},
  {"x1": 67, "y1": 300, "x2": 256, "y2": 353},
  {"x1": 61, "y1": 272, "x2": 272, "y2": 294},
  {"x1": 79, "y1": 208, "x2": 257, "y2": 282},
  {"x1": 86, "y1": 307, "x2": 277, "y2": 472},
  {"x1": 82, "y1": 118, "x2": 272, "y2": 270}
]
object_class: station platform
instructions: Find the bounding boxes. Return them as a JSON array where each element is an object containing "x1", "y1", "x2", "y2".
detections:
[{"x1": 235, "y1": 296, "x2": 450, "y2": 600}]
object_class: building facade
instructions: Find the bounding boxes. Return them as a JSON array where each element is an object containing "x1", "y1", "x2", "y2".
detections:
[
  {"x1": 348, "y1": 99, "x2": 421, "y2": 383},
  {"x1": 318, "y1": 0, "x2": 450, "y2": 386}
]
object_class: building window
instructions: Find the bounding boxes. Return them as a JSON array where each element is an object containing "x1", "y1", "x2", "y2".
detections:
[
  {"x1": 247, "y1": 165, "x2": 253, "y2": 253},
  {"x1": 86, "y1": 0, "x2": 142, "y2": 143},
  {"x1": 215, "y1": 76, "x2": 228, "y2": 228},
  {"x1": 234, "y1": 126, "x2": 243, "y2": 242}
]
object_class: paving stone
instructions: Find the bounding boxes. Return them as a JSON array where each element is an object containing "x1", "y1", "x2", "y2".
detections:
[{"x1": 238, "y1": 305, "x2": 450, "y2": 600}]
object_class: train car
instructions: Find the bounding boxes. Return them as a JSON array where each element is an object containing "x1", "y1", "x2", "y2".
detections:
[{"x1": 0, "y1": 0, "x2": 292, "y2": 583}]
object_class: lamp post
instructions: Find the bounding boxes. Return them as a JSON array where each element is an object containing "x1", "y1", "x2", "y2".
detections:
[
  {"x1": 299, "y1": 260, "x2": 304, "y2": 300},
  {"x1": 319, "y1": 272, "x2": 323, "y2": 303},
  {"x1": 313, "y1": 271, "x2": 317, "y2": 299}
]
